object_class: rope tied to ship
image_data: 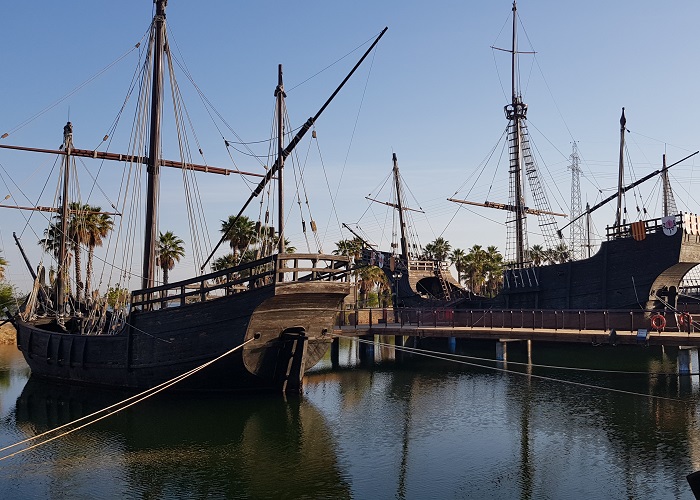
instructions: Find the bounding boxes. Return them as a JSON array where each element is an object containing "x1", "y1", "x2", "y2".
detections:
[{"x1": 0, "y1": 334, "x2": 260, "y2": 461}]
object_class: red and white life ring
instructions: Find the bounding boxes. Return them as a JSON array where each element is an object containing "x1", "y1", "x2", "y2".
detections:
[
  {"x1": 650, "y1": 314, "x2": 666, "y2": 331},
  {"x1": 678, "y1": 312, "x2": 692, "y2": 328}
]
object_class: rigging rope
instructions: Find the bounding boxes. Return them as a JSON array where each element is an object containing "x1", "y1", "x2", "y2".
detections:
[{"x1": 0, "y1": 336, "x2": 256, "y2": 461}]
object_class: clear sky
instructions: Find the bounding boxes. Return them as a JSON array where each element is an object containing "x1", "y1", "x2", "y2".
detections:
[{"x1": 2, "y1": 1, "x2": 700, "y2": 293}]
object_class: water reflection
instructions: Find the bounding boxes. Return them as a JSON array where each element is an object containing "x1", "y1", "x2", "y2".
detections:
[
  {"x1": 3, "y1": 339, "x2": 700, "y2": 498},
  {"x1": 5, "y1": 374, "x2": 350, "y2": 499}
]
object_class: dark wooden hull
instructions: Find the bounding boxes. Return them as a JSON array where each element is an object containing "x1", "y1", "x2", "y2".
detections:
[
  {"x1": 14, "y1": 280, "x2": 350, "y2": 392},
  {"x1": 488, "y1": 226, "x2": 700, "y2": 310}
]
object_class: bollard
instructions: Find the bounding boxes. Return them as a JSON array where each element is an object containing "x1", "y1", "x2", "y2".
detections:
[
  {"x1": 678, "y1": 347, "x2": 698, "y2": 375},
  {"x1": 448, "y1": 336, "x2": 456, "y2": 353},
  {"x1": 496, "y1": 341, "x2": 507, "y2": 361}
]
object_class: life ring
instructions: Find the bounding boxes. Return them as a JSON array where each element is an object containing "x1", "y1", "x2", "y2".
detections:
[
  {"x1": 679, "y1": 312, "x2": 692, "y2": 328},
  {"x1": 650, "y1": 314, "x2": 666, "y2": 330}
]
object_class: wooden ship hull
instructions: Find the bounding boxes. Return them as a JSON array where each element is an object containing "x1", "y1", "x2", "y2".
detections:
[
  {"x1": 13, "y1": 254, "x2": 351, "y2": 392},
  {"x1": 466, "y1": 215, "x2": 700, "y2": 311}
]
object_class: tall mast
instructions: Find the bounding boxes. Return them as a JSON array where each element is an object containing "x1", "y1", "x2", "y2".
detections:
[
  {"x1": 276, "y1": 64, "x2": 286, "y2": 254},
  {"x1": 661, "y1": 154, "x2": 677, "y2": 217},
  {"x1": 142, "y1": 0, "x2": 167, "y2": 289},
  {"x1": 392, "y1": 153, "x2": 409, "y2": 259},
  {"x1": 614, "y1": 107, "x2": 626, "y2": 228},
  {"x1": 57, "y1": 121, "x2": 73, "y2": 315},
  {"x1": 505, "y1": 0, "x2": 527, "y2": 266},
  {"x1": 585, "y1": 202, "x2": 592, "y2": 258}
]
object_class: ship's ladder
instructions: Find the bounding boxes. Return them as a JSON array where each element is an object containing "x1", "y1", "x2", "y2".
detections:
[{"x1": 434, "y1": 262, "x2": 452, "y2": 301}]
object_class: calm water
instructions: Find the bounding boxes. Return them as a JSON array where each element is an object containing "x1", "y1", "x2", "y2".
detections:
[{"x1": 1, "y1": 337, "x2": 700, "y2": 499}]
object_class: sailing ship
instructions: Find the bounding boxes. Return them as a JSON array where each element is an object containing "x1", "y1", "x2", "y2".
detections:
[
  {"x1": 449, "y1": 1, "x2": 700, "y2": 314},
  {"x1": 356, "y1": 153, "x2": 471, "y2": 307},
  {"x1": 3, "y1": 1, "x2": 387, "y2": 392}
]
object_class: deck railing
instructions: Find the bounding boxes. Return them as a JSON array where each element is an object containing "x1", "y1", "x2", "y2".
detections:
[{"x1": 131, "y1": 253, "x2": 350, "y2": 310}]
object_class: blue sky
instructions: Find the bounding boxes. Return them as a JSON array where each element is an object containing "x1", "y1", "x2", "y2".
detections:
[{"x1": 2, "y1": 1, "x2": 700, "y2": 292}]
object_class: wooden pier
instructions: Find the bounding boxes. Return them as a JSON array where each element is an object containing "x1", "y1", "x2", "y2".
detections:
[{"x1": 333, "y1": 307, "x2": 700, "y2": 348}]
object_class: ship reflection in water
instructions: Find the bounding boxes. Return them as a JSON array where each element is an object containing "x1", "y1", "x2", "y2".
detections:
[{"x1": 3, "y1": 340, "x2": 700, "y2": 499}]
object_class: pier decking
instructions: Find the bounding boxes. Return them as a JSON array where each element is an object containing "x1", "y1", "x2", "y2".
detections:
[{"x1": 334, "y1": 308, "x2": 700, "y2": 347}]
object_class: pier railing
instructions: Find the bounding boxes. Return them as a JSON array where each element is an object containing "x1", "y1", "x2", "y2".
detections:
[{"x1": 339, "y1": 307, "x2": 691, "y2": 333}]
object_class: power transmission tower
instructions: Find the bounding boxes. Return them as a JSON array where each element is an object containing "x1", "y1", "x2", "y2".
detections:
[{"x1": 568, "y1": 142, "x2": 585, "y2": 260}]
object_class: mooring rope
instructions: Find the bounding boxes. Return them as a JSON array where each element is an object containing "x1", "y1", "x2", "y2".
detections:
[
  {"x1": 0, "y1": 336, "x2": 256, "y2": 461},
  {"x1": 337, "y1": 334, "x2": 690, "y2": 403}
]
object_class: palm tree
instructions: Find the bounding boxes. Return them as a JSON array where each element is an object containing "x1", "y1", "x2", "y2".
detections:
[
  {"x1": 552, "y1": 242, "x2": 570, "y2": 264},
  {"x1": 40, "y1": 202, "x2": 89, "y2": 298},
  {"x1": 156, "y1": 231, "x2": 185, "y2": 285},
  {"x1": 283, "y1": 238, "x2": 296, "y2": 254},
  {"x1": 484, "y1": 245, "x2": 504, "y2": 296},
  {"x1": 358, "y1": 265, "x2": 389, "y2": 307},
  {"x1": 335, "y1": 237, "x2": 365, "y2": 308},
  {"x1": 211, "y1": 253, "x2": 238, "y2": 272},
  {"x1": 529, "y1": 244, "x2": 545, "y2": 266},
  {"x1": 464, "y1": 244, "x2": 487, "y2": 293},
  {"x1": 449, "y1": 248, "x2": 467, "y2": 285},
  {"x1": 423, "y1": 237, "x2": 451, "y2": 262},
  {"x1": 333, "y1": 237, "x2": 364, "y2": 263},
  {"x1": 220, "y1": 215, "x2": 256, "y2": 259},
  {"x1": 82, "y1": 206, "x2": 113, "y2": 298},
  {"x1": 0, "y1": 252, "x2": 7, "y2": 281}
]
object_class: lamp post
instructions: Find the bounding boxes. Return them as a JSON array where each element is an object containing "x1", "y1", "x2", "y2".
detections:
[{"x1": 393, "y1": 271, "x2": 402, "y2": 322}]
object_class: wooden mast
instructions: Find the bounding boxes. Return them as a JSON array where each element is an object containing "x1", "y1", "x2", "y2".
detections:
[
  {"x1": 614, "y1": 107, "x2": 626, "y2": 228},
  {"x1": 392, "y1": 153, "x2": 409, "y2": 260},
  {"x1": 276, "y1": 64, "x2": 286, "y2": 255},
  {"x1": 56, "y1": 121, "x2": 73, "y2": 316},
  {"x1": 508, "y1": 0, "x2": 527, "y2": 266},
  {"x1": 143, "y1": 0, "x2": 167, "y2": 289}
]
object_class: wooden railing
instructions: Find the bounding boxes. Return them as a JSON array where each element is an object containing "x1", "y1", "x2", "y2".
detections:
[
  {"x1": 131, "y1": 253, "x2": 350, "y2": 310},
  {"x1": 338, "y1": 307, "x2": 692, "y2": 333},
  {"x1": 606, "y1": 214, "x2": 680, "y2": 240}
]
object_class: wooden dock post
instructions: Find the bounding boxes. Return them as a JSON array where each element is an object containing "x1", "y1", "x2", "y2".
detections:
[
  {"x1": 678, "y1": 346, "x2": 699, "y2": 375},
  {"x1": 526, "y1": 339, "x2": 532, "y2": 364},
  {"x1": 331, "y1": 337, "x2": 340, "y2": 368}
]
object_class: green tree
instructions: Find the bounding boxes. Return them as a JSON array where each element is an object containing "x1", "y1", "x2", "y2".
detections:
[
  {"x1": 529, "y1": 244, "x2": 545, "y2": 266},
  {"x1": 221, "y1": 215, "x2": 256, "y2": 259},
  {"x1": 551, "y1": 242, "x2": 570, "y2": 264},
  {"x1": 423, "y1": 237, "x2": 451, "y2": 261},
  {"x1": 82, "y1": 206, "x2": 113, "y2": 298},
  {"x1": 0, "y1": 252, "x2": 7, "y2": 281},
  {"x1": 40, "y1": 202, "x2": 84, "y2": 298},
  {"x1": 334, "y1": 237, "x2": 366, "y2": 307},
  {"x1": 156, "y1": 231, "x2": 185, "y2": 286},
  {"x1": 212, "y1": 253, "x2": 238, "y2": 272},
  {"x1": 450, "y1": 248, "x2": 467, "y2": 285},
  {"x1": 105, "y1": 285, "x2": 129, "y2": 308},
  {"x1": 484, "y1": 245, "x2": 504, "y2": 296},
  {"x1": 358, "y1": 265, "x2": 389, "y2": 307},
  {"x1": 333, "y1": 237, "x2": 364, "y2": 263}
]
